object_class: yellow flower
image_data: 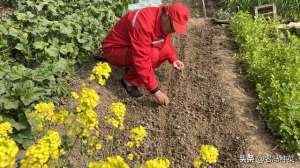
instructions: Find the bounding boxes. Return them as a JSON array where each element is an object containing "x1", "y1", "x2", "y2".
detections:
[
  {"x1": 106, "y1": 118, "x2": 119, "y2": 129},
  {"x1": 34, "y1": 102, "x2": 55, "y2": 114},
  {"x1": 109, "y1": 102, "x2": 126, "y2": 117},
  {"x1": 95, "y1": 143, "x2": 102, "y2": 150},
  {"x1": 88, "y1": 74, "x2": 96, "y2": 81},
  {"x1": 21, "y1": 130, "x2": 61, "y2": 168},
  {"x1": 0, "y1": 122, "x2": 13, "y2": 138},
  {"x1": 200, "y1": 145, "x2": 219, "y2": 164},
  {"x1": 71, "y1": 91, "x2": 80, "y2": 99},
  {"x1": 72, "y1": 86, "x2": 100, "y2": 138},
  {"x1": 106, "y1": 135, "x2": 113, "y2": 141},
  {"x1": 125, "y1": 126, "x2": 147, "y2": 148},
  {"x1": 0, "y1": 137, "x2": 18, "y2": 168},
  {"x1": 140, "y1": 158, "x2": 170, "y2": 168},
  {"x1": 106, "y1": 102, "x2": 126, "y2": 129},
  {"x1": 52, "y1": 110, "x2": 70, "y2": 124},
  {"x1": 193, "y1": 156, "x2": 205, "y2": 168},
  {"x1": 130, "y1": 126, "x2": 147, "y2": 142},
  {"x1": 89, "y1": 62, "x2": 112, "y2": 86},
  {"x1": 97, "y1": 78, "x2": 105, "y2": 86},
  {"x1": 60, "y1": 148, "x2": 66, "y2": 156},
  {"x1": 127, "y1": 153, "x2": 134, "y2": 161},
  {"x1": 30, "y1": 102, "x2": 55, "y2": 131},
  {"x1": 88, "y1": 156, "x2": 129, "y2": 168},
  {"x1": 76, "y1": 87, "x2": 100, "y2": 112},
  {"x1": 125, "y1": 141, "x2": 134, "y2": 148},
  {"x1": 134, "y1": 152, "x2": 140, "y2": 160},
  {"x1": 76, "y1": 109, "x2": 99, "y2": 132}
]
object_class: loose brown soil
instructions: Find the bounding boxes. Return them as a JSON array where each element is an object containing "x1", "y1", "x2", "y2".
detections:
[
  {"x1": 0, "y1": 1, "x2": 12, "y2": 17},
  {"x1": 76, "y1": 0, "x2": 297, "y2": 167}
]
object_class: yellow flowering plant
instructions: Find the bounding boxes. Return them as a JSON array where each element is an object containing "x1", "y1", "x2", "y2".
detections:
[
  {"x1": 88, "y1": 62, "x2": 112, "y2": 86},
  {"x1": 0, "y1": 122, "x2": 13, "y2": 138},
  {"x1": 0, "y1": 122, "x2": 18, "y2": 168},
  {"x1": 60, "y1": 84, "x2": 103, "y2": 161},
  {"x1": 193, "y1": 145, "x2": 219, "y2": 168},
  {"x1": 106, "y1": 102, "x2": 126, "y2": 130},
  {"x1": 139, "y1": 158, "x2": 170, "y2": 168},
  {"x1": 20, "y1": 130, "x2": 61, "y2": 168},
  {"x1": 29, "y1": 102, "x2": 55, "y2": 131},
  {"x1": 125, "y1": 126, "x2": 147, "y2": 149},
  {"x1": 88, "y1": 156, "x2": 129, "y2": 168},
  {"x1": 123, "y1": 126, "x2": 147, "y2": 164}
]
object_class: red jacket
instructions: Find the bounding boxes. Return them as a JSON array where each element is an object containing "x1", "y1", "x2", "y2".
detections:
[{"x1": 102, "y1": 7, "x2": 178, "y2": 91}]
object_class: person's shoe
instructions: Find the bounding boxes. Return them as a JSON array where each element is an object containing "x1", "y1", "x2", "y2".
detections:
[
  {"x1": 93, "y1": 49, "x2": 107, "y2": 62},
  {"x1": 121, "y1": 79, "x2": 143, "y2": 97}
]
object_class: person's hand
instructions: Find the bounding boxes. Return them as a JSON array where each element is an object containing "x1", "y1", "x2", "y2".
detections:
[
  {"x1": 154, "y1": 90, "x2": 170, "y2": 106},
  {"x1": 173, "y1": 60, "x2": 185, "y2": 70}
]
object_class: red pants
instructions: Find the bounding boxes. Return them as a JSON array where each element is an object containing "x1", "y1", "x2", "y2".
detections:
[{"x1": 102, "y1": 44, "x2": 174, "y2": 88}]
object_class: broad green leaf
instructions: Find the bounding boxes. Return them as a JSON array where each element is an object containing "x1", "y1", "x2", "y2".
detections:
[
  {"x1": 33, "y1": 41, "x2": 48, "y2": 50},
  {"x1": 16, "y1": 12, "x2": 28, "y2": 21},
  {"x1": 60, "y1": 43, "x2": 74, "y2": 55},
  {"x1": 0, "y1": 25, "x2": 7, "y2": 34},
  {"x1": 45, "y1": 45, "x2": 59, "y2": 58},
  {"x1": 0, "y1": 71, "x2": 5, "y2": 79},
  {"x1": 9, "y1": 64, "x2": 28, "y2": 81},
  {"x1": 53, "y1": 58, "x2": 69, "y2": 72},
  {"x1": 0, "y1": 81, "x2": 6, "y2": 95},
  {"x1": 21, "y1": 87, "x2": 46, "y2": 106},
  {"x1": 0, "y1": 97, "x2": 19, "y2": 110},
  {"x1": 13, "y1": 130, "x2": 35, "y2": 149},
  {"x1": 8, "y1": 27, "x2": 19, "y2": 37},
  {"x1": 60, "y1": 24, "x2": 73, "y2": 37},
  {"x1": 5, "y1": 118, "x2": 27, "y2": 131},
  {"x1": 15, "y1": 43, "x2": 24, "y2": 51}
]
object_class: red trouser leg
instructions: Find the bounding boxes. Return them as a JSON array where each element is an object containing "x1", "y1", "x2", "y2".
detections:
[
  {"x1": 123, "y1": 47, "x2": 162, "y2": 89},
  {"x1": 103, "y1": 43, "x2": 174, "y2": 88},
  {"x1": 102, "y1": 47, "x2": 133, "y2": 67}
]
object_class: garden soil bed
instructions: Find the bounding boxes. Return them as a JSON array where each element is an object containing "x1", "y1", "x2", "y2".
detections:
[
  {"x1": 78, "y1": 0, "x2": 297, "y2": 167},
  {"x1": 3, "y1": 0, "x2": 297, "y2": 167}
]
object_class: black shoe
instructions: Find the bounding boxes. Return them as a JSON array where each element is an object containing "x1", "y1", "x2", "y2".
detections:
[
  {"x1": 93, "y1": 49, "x2": 107, "y2": 62},
  {"x1": 121, "y1": 79, "x2": 143, "y2": 97}
]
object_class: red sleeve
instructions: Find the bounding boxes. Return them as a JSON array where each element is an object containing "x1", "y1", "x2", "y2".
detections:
[
  {"x1": 165, "y1": 34, "x2": 178, "y2": 64},
  {"x1": 129, "y1": 25, "x2": 158, "y2": 91}
]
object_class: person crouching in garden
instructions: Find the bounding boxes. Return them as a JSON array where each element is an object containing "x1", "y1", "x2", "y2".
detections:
[{"x1": 96, "y1": 2, "x2": 190, "y2": 105}]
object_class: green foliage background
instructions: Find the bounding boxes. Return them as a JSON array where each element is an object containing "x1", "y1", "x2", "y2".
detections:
[{"x1": 231, "y1": 12, "x2": 300, "y2": 153}]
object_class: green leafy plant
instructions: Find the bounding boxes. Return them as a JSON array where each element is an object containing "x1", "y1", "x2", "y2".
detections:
[
  {"x1": 0, "y1": 0, "x2": 133, "y2": 147},
  {"x1": 0, "y1": 0, "x2": 128, "y2": 67},
  {"x1": 231, "y1": 12, "x2": 300, "y2": 153},
  {"x1": 0, "y1": 59, "x2": 72, "y2": 148}
]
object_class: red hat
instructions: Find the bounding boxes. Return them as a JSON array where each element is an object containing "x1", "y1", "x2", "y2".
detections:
[{"x1": 167, "y1": 2, "x2": 190, "y2": 35}]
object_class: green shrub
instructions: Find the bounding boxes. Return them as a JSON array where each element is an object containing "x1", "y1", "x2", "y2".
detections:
[{"x1": 231, "y1": 12, "x2": 300, "y2": 153}]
